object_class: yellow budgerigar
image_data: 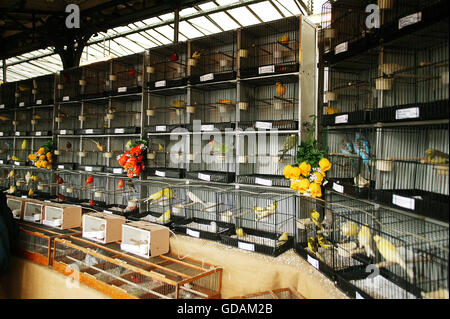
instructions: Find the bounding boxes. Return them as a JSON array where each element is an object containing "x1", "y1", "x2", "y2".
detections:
[
  {"x1": 358, "y1": 224, "x2": 375, "y2": 258},
  {"x1": 373, "y1": 235, "x2": 414, "y2": 279}
]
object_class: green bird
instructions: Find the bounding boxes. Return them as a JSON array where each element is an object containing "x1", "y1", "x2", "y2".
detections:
[
  {"x1": 209, "y1": 139, "x2": 229, "y2": 154},
  {"x1": 278, "y1": 134, "x2": 297, "y2": 162}
]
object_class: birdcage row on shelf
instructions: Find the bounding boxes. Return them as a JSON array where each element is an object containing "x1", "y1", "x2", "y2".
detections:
[{"x1": 295, "y1": 192, "x2": 449, "y2": 299}]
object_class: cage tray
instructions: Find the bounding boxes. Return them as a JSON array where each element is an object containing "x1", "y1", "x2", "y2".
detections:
[
  {"x1": 172, "y1": 217, "x2": 231, "y2": 241},
  {"x1": 189, "y1": 71, "x2": 236, "y2": 85},
  {"x1": 370, "y1": 100, "x2": 449, "y2": 123},
  {"x1": 32, "y1": 130, "x2": 52, "y2": 137},
  {"x1": 323, "y1": 110, "x2": 372, "y2": 126},
  {"x1": 237, "y1": 174, "x2": 290, "y2": 188},
  {"x1": 104, "y1": 127, "x2": 141, "y2": 135},
  {"x1": 147, "y1": 78, "x2": 187, "y2": 90},
  {"x1": 326, "y1": 178, "x2": 374, "y2": 200},
  {"x1": 147, "y1": 124, "x2": 187, "y2": 133},
  {"x1": 104, "y1": 204, "x2": 138, "y2": 218},
  {"x1": 56, "y1": 129, "x2": 75, "y2": 135},
  {"x1": 111, "y1": 86, "x2": 142, "y2": 96},
  {"x1": 238, "y1": 120, "x2": 298, "y2": 131},
  {"x1": 75, "y1": 128, "x2": 105, "y2": 135},
  {"x1": 78, "y1": 165, "x2": 104, "y2": 173},
  {"x1": 186, "y1": 171, "x2": 235, "y2": 183},
  {"x1": 56, "y1": 163, "x2": 77, "y2": 170},
  {"x1": 240, "y1": 63, "x2": 299, "y2": 78},
  {"x1": 147, "y1": 168, "x2": 185, "y2": 179}
]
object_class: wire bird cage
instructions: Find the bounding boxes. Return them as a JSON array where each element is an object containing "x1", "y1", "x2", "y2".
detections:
[
  {"x1": 147, "y1": 42, "x2": 188, "y2": 89},
  {"x1": 239, "y1": 76, "x2": 299, "y2": 131},
  {"x1": 13, "y1": 79, "x2": 34, "y2": 107},
  {"x1": 189, "y1": 83, "x2": 237, "y2": 130},
  {"x1": 0, "y1": 108, "x2": 14, "y2": 135},
  {"x1": 13, "y1": 108, "x2": 32, "y2": 135},
  {"x1": 80, "y1": 61, "x2": 109, "y2": 99},
  {"x1": 230, "y1": 287, "x2": 306, "y2": 299},
  {"x1": 172, "y1": 183, "x2": 234, "y2": 241},
  {"x1": 237, "y1": 131, "x2": 296, "y2": 188},
  {"x1": 32, "y1": 106, "x2": 54, "y2": 135},
  {"x1": 111, "y1": 53, "x2": 143, "y2": 95},
  {"x1": 54, "y1": 100, "x2": 81, "y2": 135},
  {"x1": 187, "y1": 131, "x2": 236, "y2": 183},
  {"x1": 57, "y1": 68, "x2": 83, "y2": 101},
  {"x1": 220, "y1": 187, "x2": 295, "y2": 257},
  {"x1": 189, "y1": 30, "x2": 237, "y2": 84},
  {"x1": 128, "y1": 179, "x2": 185, "y2": 228},
  {"x1": 0, "y1": 81, "x2": 16, "y2": 108},
  {"x1": 324, "y1": 127, "x2": 376, "y2": 199},
  {"x1": 14, "y1": 74, "x2": 55, "y2": 107},
  {"x1": 146, "y1": 88, "x2": 188, "y2": 132},
  {"x1": 55, "y1": 136, "x2": 80, "y2": 167},
  {"x1": 76, "y1": 136, "x2": 108, "y2": 171},
  {"x1": 105, "y1": 95, "x2": 142, "y2": 134},
  {"x1": 52, "y1": 235, "x2": 223, "y2": 299},
  {"x1": 240, "y1": 16, "x2": 300, "y2": 78},
  {"x1": 146, "y1": 133, "x2": 187, "y2": 179}
]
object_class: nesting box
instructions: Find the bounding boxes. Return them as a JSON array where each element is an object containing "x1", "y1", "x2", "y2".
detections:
[
  {"x1": 43, "y1": 203, "x2": 82, "y2": 230},
  {"x1": 82, "y1": 212, "x2": 126, "y2": 244},
  {"x1": 23, "y1": 200, "x2": 44, "y2": 223},
  {"x1": 120, "y1": 221, "x2": 170, "y2": 258},
  {"x1": 7, "y1": 195, "x2": 25, "y2": 219}
]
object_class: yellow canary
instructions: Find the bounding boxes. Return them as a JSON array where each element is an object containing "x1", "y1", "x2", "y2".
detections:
[
  {"x1": 173, "y1": 100, "x2": 186, "y2": 108},
  {"x1": 158, "y1": 144, "x2": 164, "y2": 152},
  {"x1": 126, "y1": 140, "x2": 133, "y2": 150},
  {"x1": 341, "y1": 221, "x2": 359, "y2": 239},
  {"x1": 0, "y1": 115, "x2": 10, "y2": 121},
  {"x1": 21, "y1": 140, "x2": 28, "y2": 150},
  {"x1": 373, "y1": 235, "x2": 414, "y2": 279},
  {"x1": 11, "y1": 156, "x2": 21, "y2": 161},
  {"x1": 310, "y1": 209, "x2": 323, "y2": 230},
  {"x1": 276, "y1": 232, "x2": 289, "y2": 247},
  {"x1": 18, "y1": 85, "x2": 29, "y2": 92},
  {"x1": 254, "y1": 201, "x2": 278, "y2": 219},
  {"x1": 192, "y1": 51, "x2": 201, "y2": 60},
  {"x1": 28, "y1": 188, "x2": 34, "y2": 196},
  {"x1": 156, "y1": 209, "x2": 171, "y2": 224},
  {"x1": 276, "y1": 82, "x2": 286, "y2": 97},
  {"x1": 5, "y1": 185, "x2": 16, "y2": 194},
  {"x1": 308, "y1": 237, "x2": 320, "y2": 258},
  {"x1": 358, "y1": 224, "x2": 375, "y2": 258},
  {"x1": 163, "y1": 187, "x2": 175, "y2": 199},
  {"x1": 236, "y1": 227, "x2": 245, "y2": 237},
  {"x1": 31, "y1": 175, "x2": 40, "y2": 182},
  {"x1": 145, "y1": 189, "x2": 164, "y2": 202},
  {"x1": 280, "y1": 33, "x2": 290, "y2": 46},
  {"x1": 90, "y1": 139, "x2": 105, "y2": 152},
  {"x1": 33, "y1": 115, "x2": 42, "y2": 120},
  {"x1": 8, "y1": 170, "x2": 15, "y2": 178},
  {"x1": 25, "y1": 171, "x2": 32, "y2": 184},
  {"x1": 317, "y1": 234, "x2": 333, "y2": 250}
]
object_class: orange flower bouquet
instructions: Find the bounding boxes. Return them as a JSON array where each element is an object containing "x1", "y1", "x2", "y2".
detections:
[{"x1": 117, "y1": 140, "x2": 148, "y2": 178}]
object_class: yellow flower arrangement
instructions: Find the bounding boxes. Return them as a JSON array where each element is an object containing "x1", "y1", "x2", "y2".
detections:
[
  {"x1": 28, "y1": 141, "x2": 54, "y2": 170},
  {"x1": 310, "y1": 183, "x2": 322, "y2": 198},
  {"x1": 299, "y1": 162, "x2": 311, "y2": 177}
]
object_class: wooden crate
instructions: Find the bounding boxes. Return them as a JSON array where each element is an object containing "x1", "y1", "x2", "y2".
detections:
[
  {"x1": 43, "y1": 203, "x2": 82, "y2": 230},
  {"x1": 7, "y1": 195, "x2": 25, "y2": 220},
  {"x1": 120, "y1": 221, "x2": 170, "y2": 258},
  {"x1": 82, "y1": 212, "x2": 126, "y2": 244},
  {"x1": 22, "y1": 200, "x2": 45, "y2": 224}
]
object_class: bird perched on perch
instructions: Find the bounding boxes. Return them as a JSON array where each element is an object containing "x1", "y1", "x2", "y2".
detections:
[
  {"x1": 236, "y1": 227, "x2": 245, "y2": 237},
  {"x1": 173, "y1": 100, "x2": 186, "y2": 108},
  {"x1": 157, "y1": 209, "x2": 171, "y2": 224},
  {"x1": 56, "y1": 175, "x2": 64, "y2": 184},
  {"x1": 276, "y1": 232, "x2": 289, "y2": 247},
  {"x1": 90, "y1": 139, "x2": 106, "y2": 152},
  {"x1": 254, "y1": 201, "x2": 278, "y2": 219},
  {"x1": 275, "y1": 82, "x2": 286, "y2": 97},
  {"x1": 25, "y1": 171, "x2": 32, "y2": 184},
  {"x1": 4, "y1": 185, "x2": 16, "y2": 194},
  {"x1": 353, "y1": 133, "x2": 371, "y2": 169},
  {"x1": 187, "y1": 191, "x2": 206, "y2": 207},
  {"x1": 117, "y1": 179, "x2": 124, "y2": 189},
  {"x1": 192, "y1": 51, "x2": 201, "y2": 60},
  {"x1": 85, "y1": 175, "x2": 93, "y2": 186},
  {"x1": 0, "y1": 115, "x2": 10, "y2": 121},
  {"x1": 317, "y1": 234, "x2": 333, "y2": 250},
  {"x1": 278, "y1": 134, "x2": 297, "y2": 162},
  {"x1": 280, "y1": 33, "x2": 290, "y2": 46},
  {"x1": 21, "y1": 140, "x2": 28, "y2": 150},
  {"x1": 28, "y1": 188, "x2": 34, "y2": 197},
  {"x1": 169, "y1": 52, "x2": 179, "y2": 62},
  {"x1": 158, "y1": 144, "x2": 164, "y2": 152},
  {"x1": 209, "y1": 139, "x2": 229, "y2": 154},
  {"x1": 341, "y1": 139, "x2": 357, "y2": 171},
  {"x1": 373, "y1": 235, "x2": 414, "y2": 279},
  {"x1": 163, "y1": 187, "x2": 175, "y2": 199},
  {"x1": 358, "y1": 224, "x2": 375, "y2": 258},
  {"x1": 341, "y1": 221, "x2": 359, "y2": 240},
  {"x1": 145, "y1": 189, "x2": 164, "y2": 202},
  {"x1": 66, "y1": 141, "x2": 72, "y2": 150},
  {"x1": 426, "y1": 149, "x2": 449, "y2": 164},
  {"x1": 308, "y1": 237, "x2": 323, "y2": 261},
  {"x1": 7, "y1": 170, "x2": 15, "y2": 179}
]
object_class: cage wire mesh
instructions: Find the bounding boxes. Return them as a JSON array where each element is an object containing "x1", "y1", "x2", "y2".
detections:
[
  {"x1": 105, "y1": 95, "x2": 142, "y2": 133},
  {"x1": 56, "y1": 136, "x2": 79, "y2": 166},
  {"x1": 81, "y1": 61, "x2": 109, "y2": 99},
  {"x1": 55, "y1": 101, "x2": 81, "y2": 133},
  {"x1": 58, "y1": 68, "x2": 82, "y2": 101},
  {"x1": 14, "y1": 108, "x2": 32, "y2": 134},
  {"x1": 17, "y1": 226, "x2": 52, "y2": 265},
  {"x1": 148, "y1": 42, "x2": 188, "y2": 88},
  {"x1": 147, "y1": 88, "x2": 188, "y2": 130},
  {"x1": 111, "y1": 53, "x2": 143, "y2": 94},
  {"x1": 0, "y1": 81, "x2": 16, "y2": 108},
  {"x1": 33, "y1": 106, "x2": 54, "y2": 134},
  {"x1": 240, "y1": 16, "x2": 300, "y2": 78},
  {"x1": 0, "y1": 109, "x2": 14, "y2": 133}
]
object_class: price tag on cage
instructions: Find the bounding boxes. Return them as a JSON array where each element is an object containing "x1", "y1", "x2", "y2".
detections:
[
  {"x1": 238, "y1": 241, "x2": 255, "y2": 252},
  {"x1": 0, "y1": 132, "x2": 3, "y2": 137},
  {"x1": 15, "y1": 132, "x2": 20, "y2": 136},
  {"x1": 85, "y1": 129, "x2": 93, "y2": 134},
  {"x1": 113, "y1": 168, "x2": 123, "y2": 174},
  {"x1": 44, "y1": 200, "x2": 51, "y2": 203},
  {"x1": 307, "y1": 255, "x2": 319, "y2": 270},
  {"x1": 392, "y1": 194, "x2": 415, "y2": 210},
  {"x1": 155, "y1": 80, "x2": 166, "y2": 88},
  {"x1": 58, "y1": 165, "x2": 64, "y2": 169},
  {"x1": 60, "y1": 130, "x2": 67, "y2": 135},
  {"x1": 186, "y1": 228, "x2": 200, "y2": 238},
  {"x1": 114, "y1": 128, "x2": 125, "y2": 134},
  {"x1": 14, "y1": 161, "x2": 21, "y2": 166},
  {"x1": 335, "y1": 42, "x2": 348, "y2": 55},
  {"x1": 335, "y1": 114, "x2": 349, "y2": 124},
  {"x1": 19, "y1": 102, "x2": 25, "y2": 107},
  {"x1": 155, "y1": 125, "x2": 167, "y2": 132},
  {"x1": 155, "y1": 170, "x2": 166, "y2": 177},
  {"x1": 103, "y1": 210, "x2": 113, "y2": 215},
  {"x1": 255, "y1": 177, "x2": 272, "y2": 187},
  {"x1": 399, "y1": 12, "x2": 422, "y2": 30},
  {"x1": 63, "y1": 96, "x2": 70, "y2": 101},
  {"x1": 258, "y1": 65, "x2": 275, "y2": 75},
  {"x1": 0, "y1": 160, "x2": 3, "y2": 164},
  {"x1": 35, "y1": 132, "x2": 42, "y2": 136},
  {"x1": 255, "y1": 121, "x2": 272, "y2": 130},
  {"x1": 355, "y1": 292, "x2": 364, "y2": 299},
  {"x1": 200, "y1": 73, "x2": 214, "y2": 82},
  {"x1": 333, "y1": 183, "x2": 344, "y2": 194},
  {"x1": 0, "y1": 104, "x2": 4, "y2": 109},
  {"x1": 198, "y1": 173, "x2": 211, "y2": 181},
  {"x1": 36, "y1": 100, "x2": 42, "y2": 105},
  {"x1": 395, "y1": 107, "x2": 419, "y2": 120},
  {"x1": 118, "y1": 87, "x2": 127, "y2": 93},
  {"x1": 21, "y1": 195, "x2": 27, "y2": 199},
  {"x1": 85, "y1": 166, "x2": 93, "y2": 172},
  {"x1": 201, "y1": 125, "x2": 214, "y2": 132}
]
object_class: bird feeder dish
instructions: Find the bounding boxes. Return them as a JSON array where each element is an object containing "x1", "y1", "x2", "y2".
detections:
[
  {"x1": 324, "y1": 28, "x2": 336, "y2": 39},
  {"x1": 188, "y1": 58, "x2": 197, "y2": 67},
  {"x1": 103, "y1": 152, "x2": 113, "y2": 159},
  {"x1": 146, "y1": 109, "x2": 155, "y2": 117},
  {"x1": 109, "y1": 74, "x2": 117, "y2": 81},
  {"x1": 78, "y1": 115, "x2": 86, "y2": 121},
  {"x1": 79, "y1": 80, "x2": 87, "y2": 86},
  {"x1": 57, "y1": 84, "x2": 64, "y2": 90},
  {"x1": 239, "y1": 49, "x2": 249, "y2": 58},
  {"x1": 325, "y1": 92, "x2": 337, "y2": 101},
  {"x1": 376, "y1": 159, "x2": 394, "y2": 172},
  {"x1": 238, "y1": 102, "x2": 248, "y2": 110},
  {"x1": 376, "y1": 78, "x2": 394, "y2": 90},
  {"x1": 106, "y1": 113, "x2": 115, "y2": 120},
  {"x1": 146, "y1": 66, "x2": 155, "y2": 74},
  {"x1": 78, "y1": 151, "x2": 86, "y2": 157}
]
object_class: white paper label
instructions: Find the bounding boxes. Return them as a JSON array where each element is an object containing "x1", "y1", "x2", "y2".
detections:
[
  {"x1": 85, "y1": 129, "x2": 93, "y2": 134},
  {"x1": 19, "y1": 102, "x2": 25, "y2": 107},
  {"x1": 255, "y1": 121, "x2": 272, "y2": 130},
  {"x1": 60, "y1": 130, "x2": 67, "y2": 135},
  {"x1": 156, "y1": 125, "x2": 167, "y2": 132},
  {"x1": 155, "y1": 80, "x2": 166, "y2": 88},
  {"x1": 36, "y1": 100, "x2": 42, "y2": 105},
  {"x1": 335, "y1": 42, "x2": 348, "y2": 55},
  {"x1": 335, "y1": 114, "x2": 349, "y2": 124},
  {"x1": 307, "y1": 255, "x2": 319, "y2": 269},
  {"x1": 58, "y1": 165, "x2": 64, "y2": 169},
  {"x1": 14, "y1": 161, "x2": 21, "y2": 166},
  {"x1": 36, "y1": 131, "x2": 42, "y2": 136},
  {"x1": 200, "y1": 73, "x2": 214, "y2": 82},
  {"x1": 155, "y1": 170, "x2": 166, "y2": 177},
  {"x1": 395, "y1": 107, "x2": 420, "y2": 120},
  {"x1": 0, "y1": 160, "x2": 3, "y2": 164},
  {"x1": 201, "y1": 125, "x2": 214, "y2": 132},
  {"x1": 258, "y1": 65, "x2": 275, "y2": 74},
  {"x1": 103, "y1": 210, "x2": 113, "y2": 215},
  {"x1": 0, "y1": 132, "x2": 3, "y2": 137},
  {"x1": 0, "y1": 104, "x2": 4, "y2": 109},
  {"x1": 114, "y1": 128, "x2": 125, "y2": 134},
  {"x1": 255, "y1": 177, "x2": 273, "y2": 187},
  {"x1": 21, "y1": 195, "x2": 27, "y2": 199},
  {"x1": 399, "y1": 12, "x2": 422, "y2": 30},
  {"x1": 44, "y1": 200, "x2": 51, "y2": 203},
  {"x1": 238, "y1": 241, "x2": 255, "y2": 251},
  {"x1": 186, "y1": 228, "x2": 200, "y2": 238},
  {"x1": 85, "y1": 166, "x2": 93, "y2": 172},
  {"x1": 63, "y1": 96, "x2": 70, "y2": 101},
  {"x1": 113, "y1": 168, "x2": 123, "y2": 174},
  {"x1": 392, "y1": 194, "x2": 415, "y2": 210},
  {"x1": 355, "y1": 292, "x2": 364, "y2": 299},
  {"x1": 15, "y1": 132, "x2": 20, "y2": 136},
  {"x1": 333, "y1": 183, "x2": 344, "y2": 194},
  {"x1": 118, "y1": 87, "x2": 127, "y2": 93},
  {"x1": 198, "y1": 173, "x2": 210, "y2": 181}
]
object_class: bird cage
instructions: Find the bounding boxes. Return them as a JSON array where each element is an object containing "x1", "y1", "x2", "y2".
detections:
[
  {"x1": 237, "y1": 131, "x2": 296, "y2": 188},
  {"x1": 189, "y1": 30, "x2": 237, "y2": 84},
  {"x1": 80, "y1": 61, "x2": 109, "y2": 99},
  {"x1": 98, "y1": 176, "x2": 140, "y2": 217},
  {"x1": 120, "y1": 221, "x2": 170, "y2": 258},
  {"x1": 54, "y1": 101, "x2": 81, "y2": 135},
  {"x1": 53, "y1": 235, "x2": 223, "y2": 299},
  {"x1": 370, "y1": 124, "x2": 449, "y2": 222},
  {"x1": 75, "y1": 100, "x2": 107, "y2": 135},
  {"x1": 42, "y1": 202, "x2": 82, "y2": 230},
  {"x1": 324, "y1": 127, "x2": 376, "y2": 198},
  {"x1": 239, "y1": 77, "x2": 299, "y2": 131},
  {"x1": 29, "y1": 74, "x2": 55, "y2": 106},
  {"x1": 22, "y1": 199, "x2": 45, "y2": 223},
  {"x1": 220, "y1": 187, "x2": 295, "y2": 257},
  {"x1": 78, "y1": 136, "x2": 108, "y2": 171},
  {"x1": 14, "y1": 108, "x2": 32, "y2": 135},
  {"x1": 55, "y1": 136, "x2": 79, "y2": 167},
  {"x1": 14, "y1": 78, "x2": 34, "y2": 107},
  {"x1": 172, "y1": 183, "x2": 234, "y2": 241},
  {"x1": 76, "y1": 174, "x2": 110, "y2": 210},
  {"x1": 230, "y1": 287, "x2": 305, "y2": 299},
  {"x1": 0, "y1": 81, "x2": 16, "y2": 108},
  {"x1": 52, "y1": 170, "x2": 83, "y2": 204},
  {"x1": 104, "y1": 96, "x2": 142, "y2": 134},
  {"x1": 187, "y1": 130, "x2": 236, "y2": 183},
  {"x1": 146, "y1": 132, "x2": 187, "y2": 179},
  {"x1": 147, "y1": 42, "x2": 188, "y2": 89},
  {"x1": 82, "y1": 212, "x2": 126, "y2": 244},
  {"x1": 146, "y1": 88, "x2": 188, "y2": 132},
  {"x1": 189, "y1": 83, "x2": 236, "y2": 131},
  {"x1": 7, "y1": 195, "x2": 25, "y2": 219},
  {"x1": 240, "y1": 16, "x2": 300, "y2": 78},
  {"x1": 325, "y1": 192, "x2": 449, "y2": 299},
  {"x1": 370, "y1": 20, "x2": 449, "y2": 123},
  {"x1": 22, "y1": 168, "x2": 55, "y2": 200},
  {"x1": 57, "y1": 68, "x2": 83, "y2": 102},
  {"x1": 32, "y1": 106, "x2": 54, "y2": 136},
  {"x1": 111, "y1": 53, "x2": 143, "y2": 95},
  {"x1": 0, "y1": 108, "x2": 14, "y2": 135}
]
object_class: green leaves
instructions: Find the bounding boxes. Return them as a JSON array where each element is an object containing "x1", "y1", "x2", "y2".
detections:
[
  {"x1": 42, "y1": 140, "x2": 55, "y2": 153},
  {"x1": 297, "y1": 115, "x2": 326, "y2": 168}
]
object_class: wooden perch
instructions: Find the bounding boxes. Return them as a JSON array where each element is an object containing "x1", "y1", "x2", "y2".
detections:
[
  {"x1": 273, "y1": 96, "x2": 292, "y2": 104},
  {"x1": 276, "y1": 41, "x2": 294, "y2": 52},
  {"x1": 216, "y1": 50, "x2": 234, "y2": 59},
  {"x1": 201, "y1": 203, "x2": 220, "y2": 212},
  {"x1": 329, "y1": 152, "x2": 360, "y2": 158},
  {"x1": 233, "y1": 208, "x2": 255, "y2": 219},
  {"x1": 251, "y1": 43, "x2": 271, "y2": 55},
  {"x1": 255, "y1": 211, "x2": 276, "y2": 222}
]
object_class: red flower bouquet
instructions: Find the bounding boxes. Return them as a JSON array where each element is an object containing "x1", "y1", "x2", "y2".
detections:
[{"x1": 117, "y1": 140, "x2": 147, "y2": 178}]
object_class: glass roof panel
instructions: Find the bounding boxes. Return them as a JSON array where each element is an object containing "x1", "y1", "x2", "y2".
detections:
[
  {"x1": 179, "y1": 21, "x2": 205, "y2": 38},
  {"x1": 248, "y1": 1, "x2": 283, "y2": 22},
  {"x1": 208, "y1": 11, "x2": 241, "y2": 30},
  {"x1": 198, "y1": 1, "x2": 218, "y2": 10},
  {"x1": 188, "y1": 16, "x2": 222, "y2": 34},
  {"x1": 226, "y1": 6, "x2": 261, "y2": 26}
]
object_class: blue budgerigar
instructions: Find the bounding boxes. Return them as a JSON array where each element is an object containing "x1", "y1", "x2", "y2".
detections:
[
  {"x1": 341, "y1": 139, "x2": 357, "y2": 172},
  {"x1": 353, "y1": 133, "x2": 371, "y2": 168}
]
